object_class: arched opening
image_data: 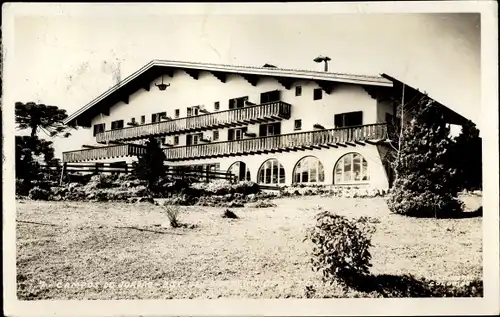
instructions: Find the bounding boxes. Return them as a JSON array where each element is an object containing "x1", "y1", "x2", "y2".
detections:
[
  {"x1": 258, "y1": 158, "x2": 285, "y2": 185},
  {"x1": 334, "y1": 152, "x2": 370, "y2": 184},
  {"x1": 228, "y1": 161, "x2": 251, "y2": 182},
  {"x1": 293, "y1": 156, "x2": 325, "y2": 184}
]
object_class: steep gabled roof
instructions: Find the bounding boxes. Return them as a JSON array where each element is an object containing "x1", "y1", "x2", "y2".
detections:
[
  {"x1": 64, "y1": 59, "x2": 393, "y2": 126},
  {"x1": 381, "y1": 73, "x2": 472, "y2": 127}
]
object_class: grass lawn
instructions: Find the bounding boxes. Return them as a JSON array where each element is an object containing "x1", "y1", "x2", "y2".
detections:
[{"x1": 16, "y1": 195, "x2": 482, "y2": 299}]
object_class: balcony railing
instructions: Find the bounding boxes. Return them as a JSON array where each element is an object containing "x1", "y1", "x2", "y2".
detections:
[
  {"x1": 163, "y1": 123, "x2": 388, "y2": 161},
  {"x1": 96, "y1": 101, "x2": 292, "y2": 143},
  {"x1": 63, "y1": 123, "x2": 387, "y2": 163},
  {"x1": 62, "y1": 144, "x2": 146, "y2": 163}
]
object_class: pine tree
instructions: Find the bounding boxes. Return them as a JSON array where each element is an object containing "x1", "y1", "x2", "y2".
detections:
[
  {"x1": 133, "y1": 137, "x2": 167, "y2": 190},
  {"x1": 387, "y1": 97, "x2": 463, "y2": 218},
  {"x1": 452, "y1": 119, "x2": 482, "y2": 191},
  {"x1": 15, "y1": 101, "x2": 74, "y2": 138}
]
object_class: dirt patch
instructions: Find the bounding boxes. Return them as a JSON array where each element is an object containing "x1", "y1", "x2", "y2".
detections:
[{"x1": 16, "y1": 196, "x2": 482, "y2": 299}]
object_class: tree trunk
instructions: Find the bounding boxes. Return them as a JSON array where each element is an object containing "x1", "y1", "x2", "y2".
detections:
[{"x1": 30, "y1": 125, "x2": 37, "y2": 137}]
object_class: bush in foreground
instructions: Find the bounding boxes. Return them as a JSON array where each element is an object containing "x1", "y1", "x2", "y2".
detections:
[
  {"x1": 306, "y1": 211, "x2": 376, "y2": 288},
  {"x1": 28, "y1": 187, "x2": 50, "y2": 201},
  {"x1": 386, "y1": 183, "x2": 464, "y2": 218}
]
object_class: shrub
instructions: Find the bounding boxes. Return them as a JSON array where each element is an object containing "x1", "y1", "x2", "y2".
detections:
[
  {"x1": 306, "y1": 211, "x2": 377, "y2": 288},
  {"x1": 133, "y1": 137, "x2": 167, "y2": 190},
  {"x1": 386, "y1": 184, "x2": 464, "y2": 218},
  {"x1": 116, "y1": 173, "x2": 138, "y2": 182},
  {"x1": 28, "y1": 187, "x2": 50, "y2": 201},
  {"x1": 222, "y1": 209, "x2": 238, "y2": 219},
  {"x1": 249, "y1": 200, "x2": 277, "y2": 208},
  {"x1": 387, "y1": 97, "x2": 463, "y2": 217},
  {"x1": 84, "y1": 174, "x2": 117, "y2": 190},
  {"x1": 16, "y1": 179, "x2": 33, "y2": 196},
  {"x1": 163, "y1": 205, "x2": 181, "y2": 228},
  {"x1": 233, "y1": 181, "x2": 260, "y2": 195},
  {"x1": 190, "y1": 180, "x2": 260, "y2": 196},
  {"x1": 192, "y1": 180, "x2": 233, "y2": 196}
]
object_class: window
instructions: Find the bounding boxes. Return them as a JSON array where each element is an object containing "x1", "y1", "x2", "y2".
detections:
[
  {"x1": 213, "y1": 130, "x2": 219, "y2": 141},
  {"x1": 294, "y1": 119, "x2": 302, "y2": 131},
  {"x1": 152, "y1": 112, "x2": 166, "y2": 123},
  {"x1": 228, "y1": 161, "x2": 251, "y2": 182},
  {"x1": 334, "y1": 111, "x2": 363, "y2": 128},
  {"x1": 260, "y1": 90, "x2": 281, "y2": 104},
  {"x1": 175, "y1": 109, "x2": 180, "y2": 118},
  {"x1": 130, "y1": 117, "x2": 136, "y2": 124},
  {"x1": 229, "y1": 96, "x2": 248, "y2": 109},
  {"x1": 160, "y1": 136, "x2": 166, "y2": 145},
  {"x1": 258, "y1": 158, "x2": 285, "y2": 185},
  {"x1": 259, "y1": 122, "x2": 281, "y2": 137},
  {"x1": 174, "y1": 136, "x2": 179, "y2": 145},
  {"x1": 334, "y1": 153, "x2": 369, "y2": 184},
  {"x1": 186, "y1": 132, "x2": 203, "y2": 146},
  {"x1": 295, "y1": 86, "x2": 302, "y2": 96},
  {"x1": 313, "y1": 88, "x2": 323, "y2": 100},
  {"x1": 228, "y1": 127, "x2": 247, "y2": 141},
  {"x1": 187, "y1": 106, "x2": 200, "y2": 117},
  {"x1": 214, "y1": 102, "x2": 220, "y2": 111},
  {"x1": 141, "y1": 115, "x2": 145, "y2": 124},
  {"x1": 111, "y1": 120, "x2": 124, "y2": 130},
  {"x1": 93, "y1": 123, "x2": 105, "y2": 136},
  {"x1": 293, "y1": 156, "x2": 325, "y2": 184}
]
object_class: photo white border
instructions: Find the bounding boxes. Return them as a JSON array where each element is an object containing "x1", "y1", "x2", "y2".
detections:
[{"x1": 2, "y1": 2, "x2": 498, "y2": 316}]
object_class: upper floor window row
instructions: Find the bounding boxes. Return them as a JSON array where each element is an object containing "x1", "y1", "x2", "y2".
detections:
[
  {"x1": 93, "y1": 123, "x2": 105, "y2": 136},
  {"x1": 334, "y1": 111, "x2": 363, "y2": 128},
  {"x1": 152, "y1": 112, "x2": 167, "y2": 123},
  {"x1": 111, "y1": 120, "x2": 124, "y2": 130}
]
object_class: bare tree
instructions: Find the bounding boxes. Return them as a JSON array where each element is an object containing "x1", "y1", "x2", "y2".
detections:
[{"x1": 382, "y1": 84, "x2": 427, "y2": 182}]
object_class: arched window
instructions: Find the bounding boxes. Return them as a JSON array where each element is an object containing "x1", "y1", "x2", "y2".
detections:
[
  {"x1": 334, "y1": 153, "x2": 369, "y2": 184},
  {"x1": 293, "y1": 156, "x2": 325, "y2": 184},
  {"x1": 228, "y1": 161, "x2": 251, "y2": 182},
  {"x1": 258, "y1": 158, "x2": 285, "y2": 185}
]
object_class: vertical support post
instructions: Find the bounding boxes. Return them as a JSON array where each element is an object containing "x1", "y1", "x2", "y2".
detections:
[{"x1": 59, "y1": 162, "x2": 67, "y2": 186}]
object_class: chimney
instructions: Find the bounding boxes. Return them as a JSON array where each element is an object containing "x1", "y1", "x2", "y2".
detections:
[{"x1": 313, "y1": 56, "x2": 331, "y2": 72}]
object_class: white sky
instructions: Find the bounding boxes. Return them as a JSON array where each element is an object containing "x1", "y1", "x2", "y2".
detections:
[{"x1": 8, "y1": 5, "x2": 481, "y2": 159}]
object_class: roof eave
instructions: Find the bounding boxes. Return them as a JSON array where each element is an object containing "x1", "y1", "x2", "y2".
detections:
[{"x1": 64, "y1": 61, "x2": 393, "y2": 125}]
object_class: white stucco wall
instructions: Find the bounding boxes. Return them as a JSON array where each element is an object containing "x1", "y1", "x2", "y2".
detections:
[
  {"x1": 78, "y1": 144, "x2": 389, "y2": 190},
  {"x1": 376, "y1": 98, "x2": 395, "y2": 123},
  {"x1": 86, "y1": 70, "x2": 380, "y2": 147},
  {"x1": 72, "y1": 70, "x2": 391, "y2": 189}
]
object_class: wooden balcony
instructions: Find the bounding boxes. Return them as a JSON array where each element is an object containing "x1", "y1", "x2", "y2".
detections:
[
  {"x1": 96, "y1": 101, "x2": 292, "y2": 143},
  {"x1": 62, "y1": 144, "x2": 146, "y2": 163},
  {"x1": 163, "y1": 123, "x2": 388, "y2": 161}
]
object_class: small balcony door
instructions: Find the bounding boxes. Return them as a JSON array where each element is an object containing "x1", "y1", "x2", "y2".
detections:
[
  {"x1": 259, "y1": 122, "x2": 281, "y2": 137},
  {"x1": 186, "y1": 133, "x2": 203, "y2": 146},
  {"x1": 260, "y1": 90, "x2": 281, "y2": 104},
  {"x1": 229, "y1": 96, "x2": 248, "y2": 109},
  {"x1": 334, "y1": 111, "x2": 363, "y2": 128},
  {"x1": 228, "y1": 127, "x2": 247, "y2": 141}
]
